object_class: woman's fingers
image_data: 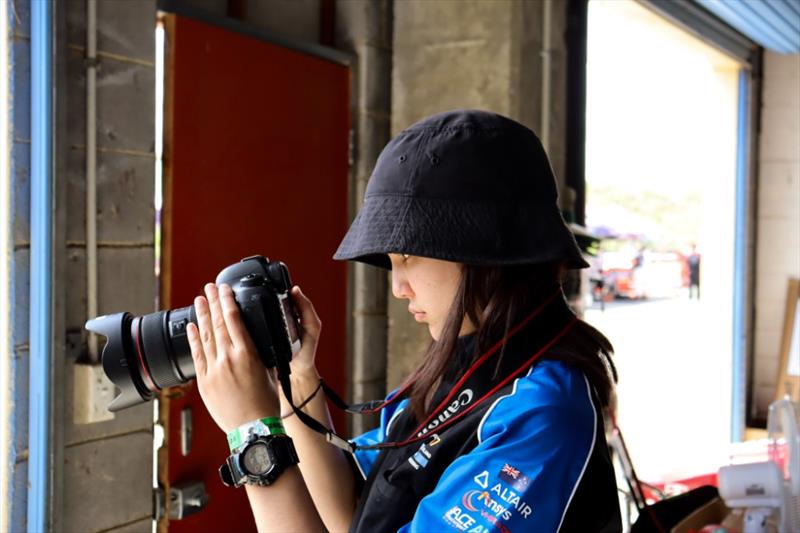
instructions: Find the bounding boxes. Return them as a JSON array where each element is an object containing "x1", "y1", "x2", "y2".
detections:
[
  {"x1": 186, "y1": 322, "x2": 207, "y2": 376},
  {"x1": 204, "y1": 283, "x2": 232, "y2": 358},
  {"x1": 291, "y1": 286, "x2": 321, "y2": 339},
  {"x1": 190, "y1": 283, "x2": 282, "y2": 432},
  {"x1": 219, "y1": 284, "x2": 254, "y2": 352},
  {"x1": 194, "y1": 294, "x2": 217, "y2": 363}
]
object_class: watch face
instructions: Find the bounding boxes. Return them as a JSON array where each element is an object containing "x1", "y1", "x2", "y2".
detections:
[{"x1": 242, "y1": 443, "x2": 272, "y2": 476}]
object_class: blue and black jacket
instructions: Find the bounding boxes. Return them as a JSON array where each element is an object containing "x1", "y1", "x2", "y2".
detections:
[{"x1": 348, "y1": 304, "x2": 621, "y2": 533}]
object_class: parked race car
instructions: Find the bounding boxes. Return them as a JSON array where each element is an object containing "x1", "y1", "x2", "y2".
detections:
[{"x1": 593, "y1": 248, "x2": 684, "y2": 301}]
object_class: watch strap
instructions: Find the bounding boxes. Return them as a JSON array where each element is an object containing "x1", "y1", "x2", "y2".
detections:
[
  {"x1": 269, "y1": 433, "x2": 300, "y2": 468},
  {"x1": 219, "y1": 460, "x2": 238, "y2": 487},
  {"x1": 227, "y1": 417, "x2": 286, "y2": 453}
]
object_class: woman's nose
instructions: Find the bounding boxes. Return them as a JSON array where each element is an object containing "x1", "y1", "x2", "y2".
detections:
[{"x1": 391, "y1": 270, "x2": 413, "y2": 300}]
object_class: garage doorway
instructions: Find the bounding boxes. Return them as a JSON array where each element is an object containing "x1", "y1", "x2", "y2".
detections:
[{"x1": 584, "y1": 0, "x2": 744, "y2": 486}]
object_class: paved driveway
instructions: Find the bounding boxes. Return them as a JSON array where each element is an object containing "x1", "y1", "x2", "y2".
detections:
[{"x1": 585, "y1": 296, "x2": 733, "y2": 483}]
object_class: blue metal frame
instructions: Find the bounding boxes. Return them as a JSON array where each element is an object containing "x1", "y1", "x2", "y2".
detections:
[
  {"x1": 28, "y1": 0, "x2": 52, "y2": 530},
  {"x1": 731, "y1": 68, "x2": 749, "y2": 443},
  {"x1": 696, "y1": 0, "x2": 800, "y2": 54}
]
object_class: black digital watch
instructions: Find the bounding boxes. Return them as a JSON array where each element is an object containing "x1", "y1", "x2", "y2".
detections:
[{"x1": 219, "y1": 434, "x2": 299, "y2": 488}]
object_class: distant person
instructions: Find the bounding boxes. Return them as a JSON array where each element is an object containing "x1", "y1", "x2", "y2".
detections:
[
  {"x1": 687, "y1": 245, "x2": 700, "y2": 299},
  {"x1": 633, "y1": 245, "x2": 645, "y2": 270},
  {"x1": 632, "y1": 245, "x2": 646, "y2": 299}
]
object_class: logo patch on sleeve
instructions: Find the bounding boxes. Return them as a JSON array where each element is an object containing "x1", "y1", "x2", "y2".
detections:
[
  {"x1": 473, "y1": 470, "x2": 489, "y2": 489},
  {"x1": 498, "y1": 463, "x2": 531, "y2": 491},
  {"x1": 443, "y1": 505, "x2": 477, "y2": 531},
  {"x1": 489, "y1": 483, "x2": 533, "y2": 519}
]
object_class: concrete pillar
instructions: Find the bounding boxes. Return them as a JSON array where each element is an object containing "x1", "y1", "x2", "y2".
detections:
[
  {"x1": 335, "y1": 0, "x2": 393, "y2": 434},
  {"x1": 388, "y1": 0, "x2": 571, "y2": 389}
]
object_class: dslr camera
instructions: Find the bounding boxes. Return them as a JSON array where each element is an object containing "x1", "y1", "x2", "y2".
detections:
[{"x1": 85, "y1": 255, "x2": 301, "y2": 411}]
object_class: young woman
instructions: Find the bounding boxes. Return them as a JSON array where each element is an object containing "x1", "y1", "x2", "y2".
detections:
[{"x1": 186, "y1": 110, "x2": 622, "y2": 532}]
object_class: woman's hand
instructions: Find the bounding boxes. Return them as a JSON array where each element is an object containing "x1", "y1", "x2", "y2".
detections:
[
  {"x1": 186, "y1": 283, "x2": 280, "y2": 433},
  {"x1": 288, "y1": 286, "x2": 322, "y2": 379}
]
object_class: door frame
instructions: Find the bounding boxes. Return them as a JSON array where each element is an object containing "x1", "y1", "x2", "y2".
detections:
[{"x1": 573, "y1": 0, "x2": 761, "y2": 439}]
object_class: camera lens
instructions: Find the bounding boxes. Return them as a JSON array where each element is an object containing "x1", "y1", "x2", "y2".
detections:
[
  {"x1": 135, "y1": 306, "x2": 197, "y2": 388},
  {"x1": 85, "y1": 255, "x2": 301, "y2": 413},
  {"x1": 85, "y1": 305, "x2": 198, "y2": 412}
]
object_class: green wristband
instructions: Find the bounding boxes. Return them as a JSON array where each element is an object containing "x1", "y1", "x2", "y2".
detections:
[{"x1": 227, "y1": 417, "x2": 286, "y2": 453}]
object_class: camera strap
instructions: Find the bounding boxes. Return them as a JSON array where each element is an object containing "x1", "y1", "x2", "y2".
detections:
[
  {"x1": 279, "y1": 289, "x2": 578, "y2": 453},
  {"x1": 277, "y1": 369, "x2": 359, "y2": 451}
]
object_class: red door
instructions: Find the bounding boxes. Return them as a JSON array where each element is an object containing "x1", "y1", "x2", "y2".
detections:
[{"x1": 158, "y1": 12, "x2": 350, "y2": 531}]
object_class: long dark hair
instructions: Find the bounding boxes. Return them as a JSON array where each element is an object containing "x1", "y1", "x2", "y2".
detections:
[{"x1": 401, "y1": 262, "x2": 617, "y2": 422}]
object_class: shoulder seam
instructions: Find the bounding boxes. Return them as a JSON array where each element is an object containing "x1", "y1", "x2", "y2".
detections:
[
  {"x1": 476, "y1": 366, "x2": 535, "y2": 444},
  {"x1": 352, "y1": 451, "x2": 368, "y2": 480},
  {"x1": 386, "y1": 404, "x2": 407, "y2": 437},
  {"x1": 556, "y1": 374, "x2": 598, "y2": 532}
]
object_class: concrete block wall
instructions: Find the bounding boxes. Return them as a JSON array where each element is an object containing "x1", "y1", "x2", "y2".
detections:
[
  {"x1": 56, "y1": 1, "x2": 158, "y2": 531},
  {"x1": 180, "y1": 0, "x2": 323, "y2": 42},
  {"x1": 387, "y1": 0, "x2": 569, "y2": 388},
  {"x1": 4, "y1": 1, "x2": 156, "y2": 530},
  {"x1": 752, "y1": 52, "x2": 800, "y2": 420},
  {"x1": 5, "y1": 0, "x2": 32, "y2": 528},
  {"x1": 245, "y1": 0, "x2": 321, "y2": 42}
]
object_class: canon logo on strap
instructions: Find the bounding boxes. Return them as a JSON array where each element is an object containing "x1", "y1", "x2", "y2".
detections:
[{"x1": 418, "y1": 389, "x2": 474, "y2": 437}]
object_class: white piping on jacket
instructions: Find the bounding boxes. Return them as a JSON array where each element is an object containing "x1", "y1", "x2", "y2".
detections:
[{"x1": 556, "y1": 375, "x2": 597, "y2": 532}]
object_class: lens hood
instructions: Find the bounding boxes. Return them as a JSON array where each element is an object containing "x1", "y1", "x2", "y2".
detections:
[{"x1": 85, "y1": 312, "x2": 153, "y2": 411}]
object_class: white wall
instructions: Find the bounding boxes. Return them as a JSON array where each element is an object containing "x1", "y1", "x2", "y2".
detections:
[{"x1": 753, "y1": 52, "x2": 800, "y2": 420}]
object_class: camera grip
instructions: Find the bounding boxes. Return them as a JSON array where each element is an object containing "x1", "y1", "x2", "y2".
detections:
[{"x1": 238, "y1": 293, "x2": 278, "y2": 368}]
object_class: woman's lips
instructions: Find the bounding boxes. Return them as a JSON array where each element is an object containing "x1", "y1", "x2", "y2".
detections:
[{"x1": 409, "y1": 308, "x2": 426, "y2": 321}]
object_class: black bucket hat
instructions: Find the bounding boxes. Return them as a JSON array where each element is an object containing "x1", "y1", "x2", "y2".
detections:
[{"x1": 334, "y1": 109, "x2": 588, "y2": 270}]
